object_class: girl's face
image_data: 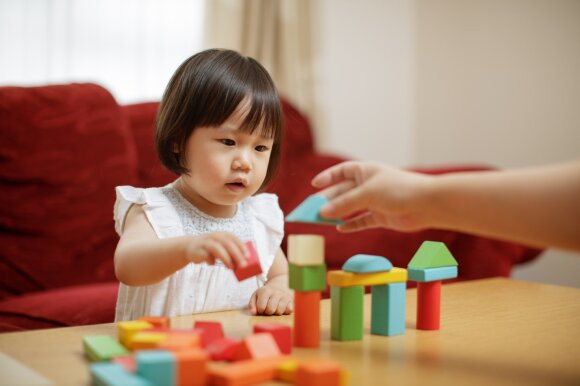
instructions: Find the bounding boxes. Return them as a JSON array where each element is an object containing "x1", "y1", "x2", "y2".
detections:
[{"x1": 176, "y1": 102, "x2": 274, "y2": 218}]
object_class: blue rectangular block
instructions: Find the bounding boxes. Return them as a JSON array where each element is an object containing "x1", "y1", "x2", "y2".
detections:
[
  {"x1": 90, "y1": 362, "x2": 152, "y2": 386},
  {"x1": 408, "y1": 266, "x2": 458, "y2": 282},
  {"x1": 136, "y1": 350, "x2": 175, "y2": 386},
  {"x1": 371, "y1": 282, "x2": 406, "y2": 336}
]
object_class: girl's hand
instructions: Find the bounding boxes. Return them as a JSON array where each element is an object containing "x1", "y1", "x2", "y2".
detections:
[
  {"x1": 184, "y1": 232, "x2": 249, "y2": 270},
  {"x1": 249, "y1": 283, "x2": 293, "y2": 316}
]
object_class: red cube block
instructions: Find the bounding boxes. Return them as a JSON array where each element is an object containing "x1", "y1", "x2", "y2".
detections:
[
  {"x1": 234, "y1": 241, "x2": 263, "y2": 281},
  {"x1": 254, "y1": 323, "x2": 292, "y2": 354}
]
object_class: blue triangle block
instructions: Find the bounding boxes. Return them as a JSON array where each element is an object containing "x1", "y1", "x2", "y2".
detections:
[
  {"x1": 342, "y1": 254, "x2": 393, "y2": 273},
  {"x1": 285, "y1": 194, "x2": 343, "y2": 225}
]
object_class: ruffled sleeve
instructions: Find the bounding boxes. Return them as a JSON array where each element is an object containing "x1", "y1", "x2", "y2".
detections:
[
  {"x1": 246, "y1": 193, "x2": 285, "y2": 281},
  {"x1": 113, "y1": 185, "x2": 183, "y2": 238},
  {"x1": 114, "y1": 186, "x2": 147, "y2": 235}
]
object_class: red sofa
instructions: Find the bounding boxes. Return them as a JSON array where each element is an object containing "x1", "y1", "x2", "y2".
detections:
[{"x1": 0, "y1": 83, "x2": 542, "y2": 332}]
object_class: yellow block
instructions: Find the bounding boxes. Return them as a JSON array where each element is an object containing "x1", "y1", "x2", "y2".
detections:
[
  {"x1": 127, "y1": 332, "x2": 168, "y2": 350},
  {"x1": 117, "y1": 320, "x2": 154, "y2": 347},
  {"x1": 341, "y1": 369, "x2": 350, "y2": 386},
  {"x1": 277, "y1": 359, "x2": 299, "y2": 383},
  {"x1": 327, "y1": 268, "x2": 407, "y2": 287}
]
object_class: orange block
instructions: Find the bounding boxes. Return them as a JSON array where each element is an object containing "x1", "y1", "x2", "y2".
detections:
[
  {"x1": 295, "y1": 358, "x2": 341, "y2": 386},
  {"x1": 174, "y1": 349, "x2": 209, "y2": 386},
  {"x1": 139, "y1": 316, "x2": 170, "y2": 328},
  {"x1": 209, "y1": 356, "x2": 289, "y2": 386},
  {"x1": 233, "y1": 333, "x2": 281, "y2": 361},
  {"x1": 293, "y1": 291, "x2": 321, "y2": 347},
  {"x1": 157, "y1": 333, "x2": 201, "y2": 352}
]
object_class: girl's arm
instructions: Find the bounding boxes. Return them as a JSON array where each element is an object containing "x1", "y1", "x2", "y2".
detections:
[{"x1": 114, "y1": 204, "x2": 248, "y2": 286}]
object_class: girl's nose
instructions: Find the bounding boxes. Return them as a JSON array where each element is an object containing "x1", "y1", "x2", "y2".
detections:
[{"x1": 232, "y1": 150, "x2": 252, "y2": 171}]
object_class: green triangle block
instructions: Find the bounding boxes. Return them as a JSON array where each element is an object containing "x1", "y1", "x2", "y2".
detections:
[
  {"x1": 285, "y1": 194, "x2": 343, "y2": 225},
  {"x1": 407, "y1": 241, "x2": 458, "y2": 269}
]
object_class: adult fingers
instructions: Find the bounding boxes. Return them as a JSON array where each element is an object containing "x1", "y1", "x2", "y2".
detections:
[
  {"x1": 336, "y1": 212, "x2": 381, "y2": 233},
  {"x1": 311, "y1": 161, "x2": 361, "y2": 189},
  {"x1": 318, "y1": 180, "x2": 356, "y2": 200},
  {"x1": 320, "y1": 185, "x2": 372, "y2": 219}
]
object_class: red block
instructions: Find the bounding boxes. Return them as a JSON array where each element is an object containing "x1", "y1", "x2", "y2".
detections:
[
  {"x1": 233, "y1": 333, "x2": 282, "y2": 361},
  {"x1": 111, "y1": 355, "x2": 136, "y2": 373},
  {"x1": 205, "y1": 337, "x2": 241, "y2": 361},
  {"x1": 194, "y1": 321, "x2": 224, "y2": 348},
  {"x1": 234, "y1": 241, "x2": 262, "y2": 281},
  {"x1": 253, "y1": 323, "x2": 292, "y2": 354},
  {"x1": 417, "y1": 281, "x2": 441, "y2": 330},
  {"x1": 293, "y1": 291, "x2": 321, "y2": 348}
]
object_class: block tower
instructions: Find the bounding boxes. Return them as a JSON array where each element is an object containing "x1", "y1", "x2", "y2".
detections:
[
  {"x1": 287, "y1": 234, "x2": 327, "y2": 347},
  {"x1": 328, "y1": 255, "x2": 408, "y2": 340},
  {"x1": 407, "y1": 241, "x2": 458, "y2": 330}
]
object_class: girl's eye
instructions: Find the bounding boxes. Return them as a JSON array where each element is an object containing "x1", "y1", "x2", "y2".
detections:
[
  {"x1": 220, "y1": 139, "x2": 236, "y2": 146},
  {"x1": 255, "y1": 145, "x2": 269, "y2": 152}
]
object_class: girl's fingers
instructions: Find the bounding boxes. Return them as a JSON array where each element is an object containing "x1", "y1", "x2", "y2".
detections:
[
  {"x1": 217, "y1": 234, "x2": 247, "y2": 269},
  {"x1": 206, "y1": 240, "x2": 234, "y2": 269},
  {"x1": 248, "y1": 293, "x2": 258, "y2": 315},
  {"x1": 276, "y1": 297, "x2": 292, "y2": 315}
]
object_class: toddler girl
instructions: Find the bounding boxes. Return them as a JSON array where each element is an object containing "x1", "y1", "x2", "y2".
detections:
[{"x1": 113, "y1": 49, "x2": 292, "y2": 321}]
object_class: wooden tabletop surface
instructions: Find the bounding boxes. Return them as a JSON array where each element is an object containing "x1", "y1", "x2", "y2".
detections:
[{"x1": 0, "y1": 278, "x2": 579, "y2": 386}]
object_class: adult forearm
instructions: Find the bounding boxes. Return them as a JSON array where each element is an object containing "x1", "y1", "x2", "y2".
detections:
[{"x1": 425, "y1": 162, "x2": 580, "y2": 251}]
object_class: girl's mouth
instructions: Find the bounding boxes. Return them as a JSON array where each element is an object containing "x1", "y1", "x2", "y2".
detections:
[{"x1": 226, "y1": 182, "x2": 246, "y2": 192}]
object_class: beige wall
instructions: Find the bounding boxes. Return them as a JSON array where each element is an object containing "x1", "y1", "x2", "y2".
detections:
[{"x1": 314, "y1": 0, "x2": 580, "y2": 287}]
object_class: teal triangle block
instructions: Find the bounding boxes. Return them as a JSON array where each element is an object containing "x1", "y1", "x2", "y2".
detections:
[
  {"x1": 342, "y1": 254, "x2": 393, "y2": 273},
  {"x1": 285, "y1": 194, "x2": 343, "y2": 225},
  {"x1": 408, "y1": 241, "x2": 458, "y2": 269}
]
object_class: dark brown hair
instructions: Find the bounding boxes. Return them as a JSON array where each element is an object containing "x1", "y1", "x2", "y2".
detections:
[{"x1": 155, "y1": 49, "x2": 283, "y2": 190}]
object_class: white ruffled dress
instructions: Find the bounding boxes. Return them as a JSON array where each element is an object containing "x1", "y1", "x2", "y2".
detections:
[{"x1": 113, "y1": 183, "x2": 284, "y2": 321}]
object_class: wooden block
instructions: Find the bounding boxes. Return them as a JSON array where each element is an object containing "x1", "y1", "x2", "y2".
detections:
[
  {"x1": 127, "y1": 332, "x2": 168, "y2": 351},
  {"x1": 331, "y1": 286, "x2": 364, "y2": 341},
  {"x1": 205, "y1": 337, "x2": 240, "y2": 361},
  {"x1": 194, "y1": 321, "x2": 224, "y2": 348},
  {"x1": 327, "y1": 268, "x2": 407, "y2": 287},
  {"x1": 287, "y1": 234, "x2": 325, "y2": 266},
  {"x1": 253, "y1": 323, "x2": 292, "y2": 354},
  {"x1": 173, "y1": 349, "x2": 209, "y2": 386},
  {"x1": 157, "y1": 333, "x2": 201, "y2": 352},
  {"x1": 342, "y1": 254, "x2": 393, "y2": 273},
  {"x1": 408, "y1": 266, "x2": 458, "y2": 282},
  {"x1": 289, "y1": 263, "x2": 327, "y2": 292},
  {"x1": 111, "y1": 355, "x2": 136, "y2": 373},
  {"x1": 234, "y1": 241, "x2": 263, "y2": 281},
  {"x1": 83, "y1": 335, "x2": 130, "y2": 362},
  {"x1": 118, "y1": 321, "x2": 154, "y2": 347},
  {"x1": 417, "y1": 281, "x2": 441, "y2": 330},
  {"x1": 295, "y1": 358, "x2": 341, "y2": 386},
  {"x1": 293, "y1": 291, "x2": 321, "y2": 347},
  {"x1": 90, "y1": 362, "x2": 152, "y2": 386},
  {"x1": 233, "y1": 332, "x2": 281, "y2": 361},
  {"x1": 285, "y1": 194, "x2": 343, "y2": 225},
  {"x1": 208, "y1": 356, "x2": 289, "y2": 386},
  {"x1": 371, "y1": 282, "x2": 406, "y2": 336},
  {"x1": 407, "y1": 241, "x2": 458, "y2": 269},
  {"x1": 139, "y1": 316, "x2": 170, "y2": 328},
  {"x1": 136, "y1": 350, "x2": 175, "y2": 386},
  {"x1": 277, "y1": 359, "x2": 299, "y2": 382}
]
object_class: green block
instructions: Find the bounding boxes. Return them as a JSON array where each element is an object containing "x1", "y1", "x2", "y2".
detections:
[
  {"x1": 371, "y1": 283, "x2": 406, "y2": 336},
  {"x1": 289, "y1": 263, "x2": 327, "y2": 291},
  {"x1": 331, "y1": 286, "x2": 364, "y2": 341},
  {"x1": 83, "y1": 335, "x2": 130, "y2": 362},
  {"x1": 408, "y1": 241, "x2": 458, "y2": 269}
]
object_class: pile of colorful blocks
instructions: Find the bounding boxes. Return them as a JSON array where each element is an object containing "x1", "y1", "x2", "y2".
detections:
[{"x1": 84, "y1": 317, "x2": 346, "y2": 386}]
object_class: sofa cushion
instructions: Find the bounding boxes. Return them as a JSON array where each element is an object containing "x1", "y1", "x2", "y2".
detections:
[
  {"x1": 0, "y1": 83, "x2": 138, "y2": 299},
  {"x1": 0, "y1": 282, "x2": 118, "y2": 332}
]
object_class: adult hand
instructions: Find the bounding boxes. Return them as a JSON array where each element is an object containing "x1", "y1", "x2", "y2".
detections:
[{"x1": 311, "y1": 161, "x2": 432, "y2": 233}]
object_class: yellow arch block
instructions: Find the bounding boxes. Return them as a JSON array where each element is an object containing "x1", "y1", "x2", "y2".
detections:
[{"x1": 327, "y1": 268, "x2": 407, "y2": 287}]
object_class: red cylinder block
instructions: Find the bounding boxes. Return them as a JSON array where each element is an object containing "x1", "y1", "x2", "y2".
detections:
[
  {"x1": 417, "y1": 281, "x2": 441, "y2": 330},
  {"x1": 293, "y1": 291, "x2": 321, "y2": 347}
]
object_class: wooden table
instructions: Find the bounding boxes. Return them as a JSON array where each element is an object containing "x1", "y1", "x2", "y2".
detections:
[{"x1": 0, "y1": 278, "x2": 579, "y2": 386}]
